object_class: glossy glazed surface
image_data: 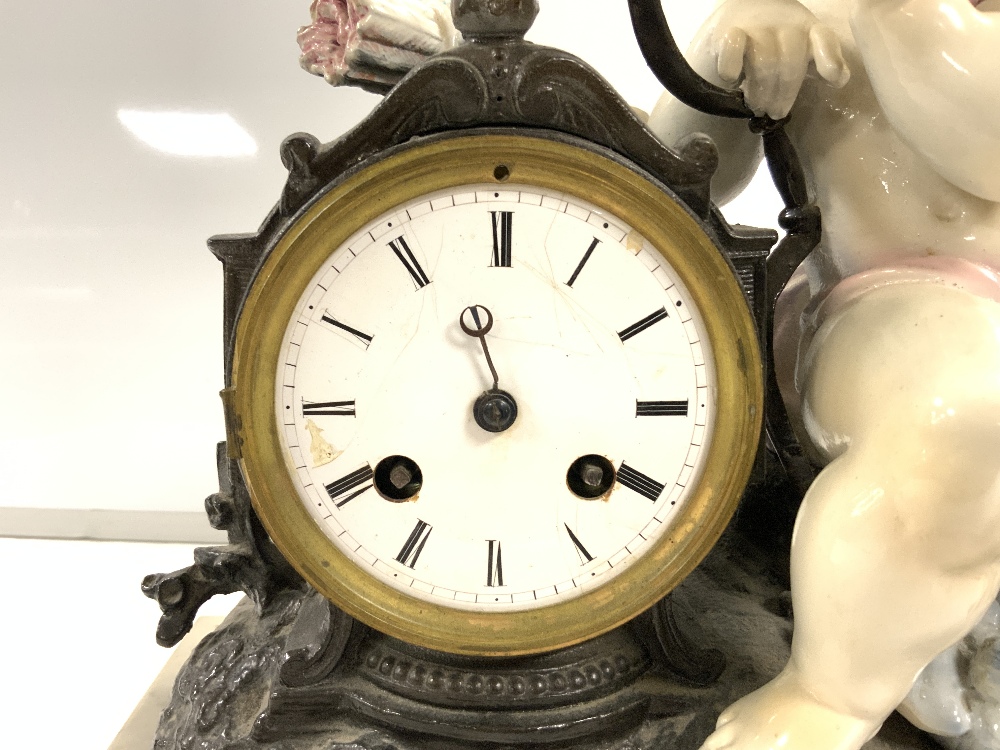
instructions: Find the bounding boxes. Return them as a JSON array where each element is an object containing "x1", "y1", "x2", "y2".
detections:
[{"x1": 649, "y1": 1, "x2": 1000, "y2": 749}]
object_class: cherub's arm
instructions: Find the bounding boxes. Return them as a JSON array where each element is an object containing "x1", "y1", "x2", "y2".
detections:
[
  {"x1": 646, "y1": 30, "x2": 765, "y2": 207},
  {"x1": 851, "y1": 0, "x2": 1000, "y2": 201},
  {"x1": 647, "y1": 0, "x2": 849, "y2": 205}
]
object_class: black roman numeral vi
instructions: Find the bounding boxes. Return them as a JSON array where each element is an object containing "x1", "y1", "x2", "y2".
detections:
[
  {"x1": 487, "y1": 540, "x2": 504, "y2": 587},
  {"x1": 396, "y1": 520, "x2": 433, "y2": 568},
  {"x1": 491, "y1": 211, "x2": 513, "y2": 267}
]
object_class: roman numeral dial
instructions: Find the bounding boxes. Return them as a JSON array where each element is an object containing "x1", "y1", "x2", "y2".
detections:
[{"x1": 263, "y1": 179, "x2": 723, "y2": 625}]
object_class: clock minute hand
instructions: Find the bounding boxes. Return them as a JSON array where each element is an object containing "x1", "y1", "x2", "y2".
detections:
[
  {"x1": 460, "y1": 304, "x2": 500, "y2": 390},
  {"x1": 459, "y1": 304, "x2": 518, "y2": 433}
]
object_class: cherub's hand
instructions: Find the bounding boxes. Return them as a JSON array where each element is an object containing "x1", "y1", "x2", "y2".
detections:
[{"x1": 708, "y1": 0, "x2": 850, "y2": 119}]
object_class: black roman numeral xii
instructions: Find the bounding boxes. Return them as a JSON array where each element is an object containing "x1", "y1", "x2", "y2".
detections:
[{"x1": 491, "y1": 211, "x2": 513, "y2": 267}]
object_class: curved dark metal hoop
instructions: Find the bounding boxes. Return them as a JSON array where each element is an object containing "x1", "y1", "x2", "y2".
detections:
[{"x1": 627, "y1": 0, "x2": 752, "y2": 119}]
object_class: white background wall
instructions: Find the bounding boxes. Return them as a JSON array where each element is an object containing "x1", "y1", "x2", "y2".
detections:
[{"x1": 0, "y1": 0, "x2": 778, "y2": 520}]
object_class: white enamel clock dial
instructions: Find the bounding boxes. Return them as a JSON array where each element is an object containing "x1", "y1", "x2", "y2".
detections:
[
  {"x1": 277, "y1": 185, "x2": 712, "y2": 611},
  {"x1": 233, "y1": 134, "x2": 762, "y2": 656}
]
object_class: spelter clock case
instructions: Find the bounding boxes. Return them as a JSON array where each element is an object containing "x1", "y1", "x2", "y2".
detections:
[{"x1": 141, "y1": 1, "x2": 804, "y2": 747}]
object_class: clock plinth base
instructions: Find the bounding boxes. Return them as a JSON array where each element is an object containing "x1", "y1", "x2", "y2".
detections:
[{"x1": 152, "y1": 527, "x2": 936, "y2": 750}]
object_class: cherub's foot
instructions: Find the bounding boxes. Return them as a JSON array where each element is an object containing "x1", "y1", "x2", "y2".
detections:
[{"x1": 700, "y1": 669, "x2": 881, "y2": 750}]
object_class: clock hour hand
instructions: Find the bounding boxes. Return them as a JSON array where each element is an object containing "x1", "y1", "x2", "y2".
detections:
[{"x1": 459, "y1": 304, "x2": 518, "y2": 433}]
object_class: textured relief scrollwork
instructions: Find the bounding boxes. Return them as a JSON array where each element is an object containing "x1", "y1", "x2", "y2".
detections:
[
  {"x1": 514, "y1": 53, "x2": 636, "y2": 151},
  {"x1": 258, "y1": 56, "x2": 489, "y2": 225},
  {"x1": 513, "y1": 50, "x2": 716, "y2": 214}
]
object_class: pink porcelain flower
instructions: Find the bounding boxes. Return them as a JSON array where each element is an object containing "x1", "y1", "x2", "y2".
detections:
[
  {"x1": 298, "y1": 1, "x2": 356, "y2": 85},
  {"x1": 298, "y1": 0, "x2": 458, "y2": 89}
]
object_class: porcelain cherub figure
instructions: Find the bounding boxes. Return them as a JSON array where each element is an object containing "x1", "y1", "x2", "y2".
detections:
[{"x1": 649, "y1": 0, "x2": 1000, "y2": 748}]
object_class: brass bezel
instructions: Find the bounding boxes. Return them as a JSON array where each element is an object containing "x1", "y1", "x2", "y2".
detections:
[{"x1": 232, "y1": 133, "x2": 762, "y2": 657}]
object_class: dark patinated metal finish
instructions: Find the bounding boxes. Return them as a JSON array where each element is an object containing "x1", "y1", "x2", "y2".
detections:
[
  {"x1": 153, "y1": 535, "x2": 937, "y2": 750},
  {"x1": 142, "y1": 443, "x2": 303, "y2": 648}
]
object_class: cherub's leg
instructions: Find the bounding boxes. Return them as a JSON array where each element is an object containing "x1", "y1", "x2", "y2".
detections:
[{"x1": 703, "y1": 281, "x2": 1000, "y2": 750}]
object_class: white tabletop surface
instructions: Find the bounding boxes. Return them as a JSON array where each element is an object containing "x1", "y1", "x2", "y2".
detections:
[{"x1": 0, "y1": 538, "x2": 239, "y2": 749}]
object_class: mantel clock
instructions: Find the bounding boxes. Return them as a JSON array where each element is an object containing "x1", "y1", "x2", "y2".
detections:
[{"x1": 142, "y1": 2, "x2": 806, "y2": 747}]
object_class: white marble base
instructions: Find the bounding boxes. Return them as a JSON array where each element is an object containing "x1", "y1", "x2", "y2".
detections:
[{"x1": 109, "y1": 617, "x2": 224, "y2": 750}]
